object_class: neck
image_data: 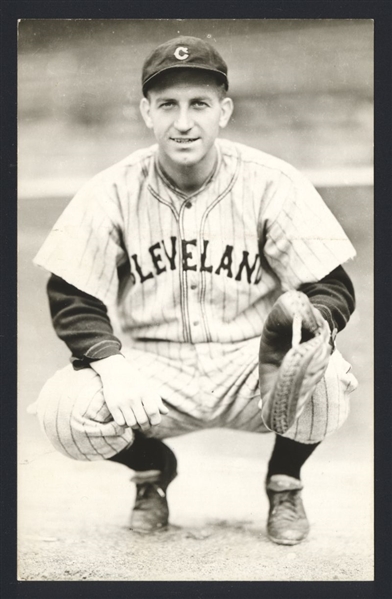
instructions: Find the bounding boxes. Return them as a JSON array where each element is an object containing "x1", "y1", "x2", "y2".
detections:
[{"x1": 158, "y1": 146, "x2": 217, "y2": 195}]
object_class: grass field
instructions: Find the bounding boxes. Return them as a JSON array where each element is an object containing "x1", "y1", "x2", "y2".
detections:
[{"x1": 17, "y1": 184, "x2": 373, "y2": 581}]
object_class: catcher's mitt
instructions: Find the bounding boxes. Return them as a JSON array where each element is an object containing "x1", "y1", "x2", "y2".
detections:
[{"x1": 259, "y1": 291, "x2": 332, "y2": 434}]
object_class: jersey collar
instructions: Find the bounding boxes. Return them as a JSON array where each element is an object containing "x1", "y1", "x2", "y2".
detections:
[{"x1": 153, "y1": 142, "x2": 222, "y2": 201}]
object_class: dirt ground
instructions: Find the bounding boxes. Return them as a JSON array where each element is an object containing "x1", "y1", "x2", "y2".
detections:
[
  {"x1": 18, "y1": 434, "x2": 373, "y2": 581},
  {"x1": 17, "y1": 186, "x2": 373, "y2": 581}
]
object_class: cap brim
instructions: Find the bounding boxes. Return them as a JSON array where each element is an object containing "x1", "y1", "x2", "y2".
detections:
[{"x1": 143, "y1": 64, "x2": 228, "y2": 94}]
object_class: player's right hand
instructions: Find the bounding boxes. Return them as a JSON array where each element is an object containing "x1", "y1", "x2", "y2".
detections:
[{"x1": 90, "y1": 355, "x2": 169, "y2": 431}]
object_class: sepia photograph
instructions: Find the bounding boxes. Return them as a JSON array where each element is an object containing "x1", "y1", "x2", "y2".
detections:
[{"x1": 17, "y1": 19, "x2": 374, "y2": 582}]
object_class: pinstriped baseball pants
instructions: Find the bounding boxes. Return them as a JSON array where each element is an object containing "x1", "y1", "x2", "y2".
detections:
[{"x1": 35, "y1": 339, "x2": 358, "y2": 462}]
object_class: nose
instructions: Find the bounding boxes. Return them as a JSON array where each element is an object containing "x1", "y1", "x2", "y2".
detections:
[{"x1": 174, "y1": 107, "x2": 194, "y2": 132}]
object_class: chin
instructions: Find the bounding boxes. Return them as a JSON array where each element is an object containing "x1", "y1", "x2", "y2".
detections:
[{"x1": 171, "y1": 152, "x2": 203, "y2": 167}]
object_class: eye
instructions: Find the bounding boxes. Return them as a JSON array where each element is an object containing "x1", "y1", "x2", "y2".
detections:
[
  {"x1": 193, "y1": 100, "x2": 209, "y2": 109},
  {"x1": 159, "y1": 101, "x2": 175, "y2": 109}
]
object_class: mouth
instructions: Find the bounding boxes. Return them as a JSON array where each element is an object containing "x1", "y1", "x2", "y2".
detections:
[{"x1": 170, "y1": 137, "x2": 200, "y2": 145}]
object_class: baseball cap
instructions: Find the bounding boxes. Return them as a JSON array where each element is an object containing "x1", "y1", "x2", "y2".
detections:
[{"x1": 142, "y1": 36, "x2": 229, "y2": 95}]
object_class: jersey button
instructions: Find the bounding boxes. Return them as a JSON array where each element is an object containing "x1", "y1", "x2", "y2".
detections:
[
  {"x1": 190, "y1": 284, "x2": 197, "y2": 290},
  {"x1": 185, "y1": 201, "x2": 192, "y2": 209},
  {"x1": 193, "y1": 321, "x2": 199, "y2": 326}
]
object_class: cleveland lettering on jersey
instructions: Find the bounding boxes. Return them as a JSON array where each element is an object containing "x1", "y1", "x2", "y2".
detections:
[{"x1": 127, "y1": 235, "x2": 263, "y2": 286}]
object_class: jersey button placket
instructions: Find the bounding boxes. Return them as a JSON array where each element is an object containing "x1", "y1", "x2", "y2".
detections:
[
  {"x1": 181, "y1": 200, "x2": 204, "y2": 342},
  {"x1": 188, "y1": 271, "x2": 203, "y2": 341}
]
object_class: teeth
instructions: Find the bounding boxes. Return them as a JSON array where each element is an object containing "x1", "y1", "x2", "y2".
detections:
[{"x1": 173, "y1": 138, "x2": 197, "y2": 143}]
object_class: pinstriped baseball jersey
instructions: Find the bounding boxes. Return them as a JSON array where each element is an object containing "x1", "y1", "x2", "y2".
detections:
[{"x1": 34, "y1": 138, "x2": 356, "y2": 346}]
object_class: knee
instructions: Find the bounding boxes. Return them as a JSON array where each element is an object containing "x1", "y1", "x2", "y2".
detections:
[
  {"x1": 321, "y1": 350, "x2": 358, "y2": 432},
  {"x1": 284, "y1": 350, "x2": 358, "y2": 444},
  {"x1": 36, "y1": 365, "x2": 100, "y2": 460},
  {"x1": 36, "y1": 365, "x2": 133, "y2": 461}
]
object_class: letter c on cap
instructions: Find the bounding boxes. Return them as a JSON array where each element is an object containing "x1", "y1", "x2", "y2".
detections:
[{"x1": 174, "y1": 46, "x2": 189, "y2": 60}]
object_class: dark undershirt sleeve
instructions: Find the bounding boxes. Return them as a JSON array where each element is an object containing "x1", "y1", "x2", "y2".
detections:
[
  {"x1": 47, "y1": 265, "x2": 355, "y2": 370},
  {"x1": 47, "y1": 274, "x2": 122, "y2": 370},
  {"x1": 297, "y1": 265, "x2": 356, "y2": 334}
]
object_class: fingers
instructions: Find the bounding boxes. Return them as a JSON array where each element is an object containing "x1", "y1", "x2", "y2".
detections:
[
  {"x1": 142, "y1": 394, "x2": 169, "y2": 424},
  {"x1": 157, "y1": 396, "x2": 169, "y2": 415},
  {"x1": 109, "y1": 405, "x2": 139, "y2": 429},
  {"x1": 102, "y1": 372, "x2": 169, "y2": 430},
  {"x1": 131, "y1": 401, "x2": 151, "y2": 431},
  {"x1": 130, "y1": 394, "x2": 169, "y2": 430},
  {"x1": 121, "y1": 407, "x2": 138, "y2": 429},
  {"x1": 141, "y1": 395, "x2": 162, "y2": 426},
  {"x1": 111, "y1": 400, "x2": 166, "y2": 431},
  {"x1": 109, "y1": 408, "x2": 126, "y2": 427}
]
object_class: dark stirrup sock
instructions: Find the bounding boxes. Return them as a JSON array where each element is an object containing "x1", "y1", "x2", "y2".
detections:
[
  {"x1": 109, "y1": 431, "x2": 177, "y2": 477},
  {"x1": 267, "y1": 434, "x2": 320, "y2": 481}
]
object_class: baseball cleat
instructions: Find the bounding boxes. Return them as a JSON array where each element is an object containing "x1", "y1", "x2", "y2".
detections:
[
  {"x1": 130, "y1": 470, "x2": 171, "y2": 534},
  {"x1": 265, "y1": 474, "x2": 310, "y2": 545},
  {"x1": 130, "y1": 446, "x2": 178, "y2": 534}
]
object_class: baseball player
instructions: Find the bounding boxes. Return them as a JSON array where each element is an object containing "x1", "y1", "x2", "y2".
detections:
[{"x1": 33, "y1": 36, "x2": 358, "y2": 545}]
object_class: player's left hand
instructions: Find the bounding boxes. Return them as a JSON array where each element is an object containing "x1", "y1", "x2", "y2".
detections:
[{"x1": 258, "y1": 291, "x2": 332, "y2": 434}]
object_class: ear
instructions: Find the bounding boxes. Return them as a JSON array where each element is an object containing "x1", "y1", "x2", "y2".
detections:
[
  {"x1": 219, "y1": 97, "x2": 234, "y2": 129},
  {"x1": 139, "y1": 97, "x2": 154, "y2": 129}
]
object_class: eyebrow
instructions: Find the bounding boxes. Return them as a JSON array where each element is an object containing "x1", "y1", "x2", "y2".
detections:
[{"x1": 154, "y1": 94, "x2": 213, "y2": 102}]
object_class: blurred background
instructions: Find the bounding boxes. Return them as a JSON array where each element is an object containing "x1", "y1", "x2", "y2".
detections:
[
  {"x1": 18, "y1": 20, "x2": 374, "y2": 581},
  {"x1": 18, "y1": 19, "x2": 373, "y2": 193}
]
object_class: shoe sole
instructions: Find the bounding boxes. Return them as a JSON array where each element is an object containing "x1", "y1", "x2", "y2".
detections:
[
  {"x1": 131, "y1": 524, "x2": 169, "y2": 534},
  {"x1": 268, "y1": 532, "x2": 308, "y2": 545}
]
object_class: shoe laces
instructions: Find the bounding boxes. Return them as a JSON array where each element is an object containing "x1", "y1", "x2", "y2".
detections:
[
  {"x1": 270, "y1": 490, "x2": 301, "y2": 522},
  {"x1": 136, "y1": 482, "x2": 166, "y2": 502}
]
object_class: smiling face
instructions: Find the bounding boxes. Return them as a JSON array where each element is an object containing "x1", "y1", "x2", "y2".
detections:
[{"x1": 140, "y1": 69, "x2": 233, "y2": 176}]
